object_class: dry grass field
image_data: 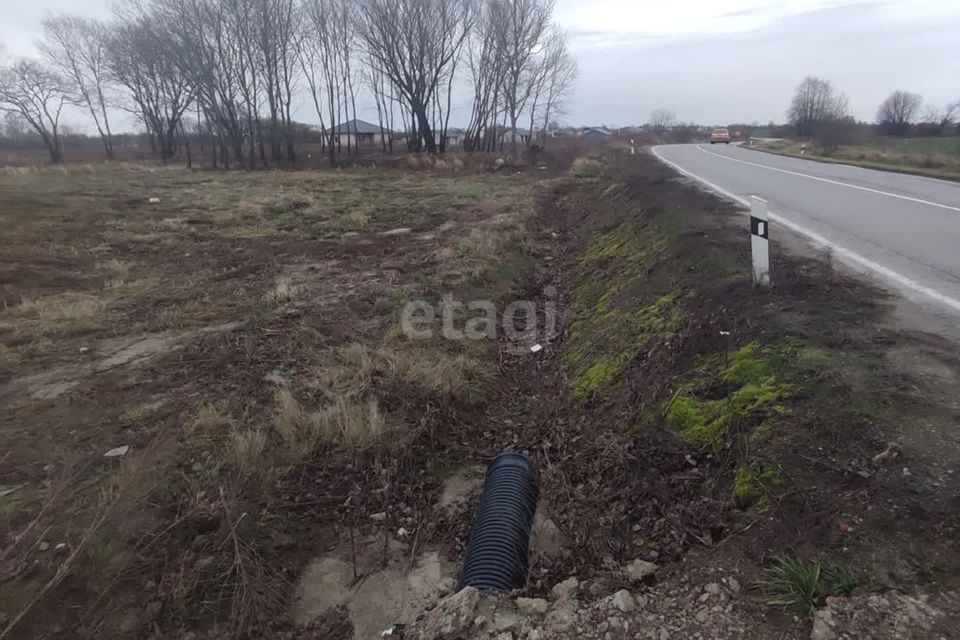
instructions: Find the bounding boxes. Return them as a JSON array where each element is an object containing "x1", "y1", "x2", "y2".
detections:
[
  {"x1": 0, "y1": 161, "x2": 546, "y2": 637},
  {"x1": 753, "y1": 136, "x2": 960, "y2": 180},
  {"x1": 2, "y1": 152, "x2": 959, "y2": 639}
]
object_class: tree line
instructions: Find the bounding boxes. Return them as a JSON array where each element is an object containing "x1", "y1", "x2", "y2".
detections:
[
  {"x1": 0, "y1": 0, "x2": 575, "y2": 166},
  {"x1": 787, "y1": 76, "x2": 959, "y2": 145}
]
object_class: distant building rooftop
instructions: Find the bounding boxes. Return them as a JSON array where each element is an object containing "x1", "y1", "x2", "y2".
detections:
[{"x1": 323, "y1": 119, "x2": 394, "y2": 135}]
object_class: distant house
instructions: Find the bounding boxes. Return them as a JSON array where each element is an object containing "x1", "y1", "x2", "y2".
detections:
[
  {"x1": 321, "y1": 119, "x2": 394, "y2": 148},
  {"x1": 583, "y1": 127, "x2": 612, "y2": 141},
  {"x1": 443, "y1": 127, "x2": 466, "y2": 148},
  {"x1": 499, "y1": 127, "x2": 531, "y2": 146}
]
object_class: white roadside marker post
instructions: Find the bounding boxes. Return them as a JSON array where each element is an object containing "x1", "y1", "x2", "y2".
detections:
[
  {"x1": 630, "y1": 139, "x2": 635, "y2": 155},
  {"x1": 750, "y1": 196, "x2": 771, "y2": 287}
]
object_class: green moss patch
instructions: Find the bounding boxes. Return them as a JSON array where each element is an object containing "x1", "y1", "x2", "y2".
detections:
[
  {"x1": 666, "y1": 342, "x2": 792, "y2": 447},
  {"x1": 566, "y1": 220, "x2": 682, "y2": 401},
  {"x1": 733, "y1": 463, "x2": 780, "y2": 509}
]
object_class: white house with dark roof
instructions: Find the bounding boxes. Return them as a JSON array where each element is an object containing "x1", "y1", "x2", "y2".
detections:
[
  {"x1": 443, "y1": 127, "x2": 467, "y2": 148},
  {"x1": 499, "y1": 126, "x2": 531, "y2": 146},
  {"x1": 321, "y1": 119, "x2": 396, "y2": 148}
]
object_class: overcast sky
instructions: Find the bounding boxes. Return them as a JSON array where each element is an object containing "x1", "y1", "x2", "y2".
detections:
[{"x1": 2, "y1": 0, "x2": 959, "y2": 130}]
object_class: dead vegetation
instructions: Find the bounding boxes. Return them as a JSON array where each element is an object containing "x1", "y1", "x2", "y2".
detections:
[
  {"x1": 271, "y1": 389, "x2": 386, "y2": 453},
  {"x1": 321, "y1": 343, "x2": 496, "y2": 406},
  {"x1": 751, "y1": 137, "x2": 960, "y2": 181},
  {"x1": 13, "y1": 292, "x2": 106, "y2": 336},
  {"x1": 2, "y1": 151, "x2": 958, "y2": 639},
  {"x1": 0, "y1": 163, "x2": 537, "y2": 638},
  {"x1": 495, "y1": 152, "x2": 960, "y2": 635},
  {"x1": 261, "y1": 278, "x2": 305, "y2": 306}
]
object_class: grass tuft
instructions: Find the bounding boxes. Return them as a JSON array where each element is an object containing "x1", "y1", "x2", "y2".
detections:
[
  {"x1": 312, "y1": 397, "x2": 386, "y2": 449},
  {"x1": 326, "y1": 343, "x2": 495, "y2": 406},
  {"x1": 272, "y1": 389, "x2": 388, "y2": 453},
  {"x1": 226, "y1": 428, "x2": 268, "y2": 483},
  {"x1": 99, "y1": 258, "x2": 133, "y2": 275},
  {"x1": 570, "y1": 157, "x2": 604, "y2": 178},
  {"x1": 326, "y1": 209, "x2": 370, "y2": 233},
  {"x1": 15, "y1": 338, "x2": 54, "y2": 360},
  {"x1": 823, "y1": 565, "x2": 864, "y2": 597},
  {"x1": 273, "y1": 389, "x2": 313, "y2": 450},
  {"x1": 759, "y1": 556, "x2": 820, "y2": 615},
  {"x1": 262, "y1": 278, "x2": 304, "y2": 305},
  {"x1": 16, "y1": 293, "x2": 106, "y2": 335},
  {"x1": 192, "y1": 403, "x2": 232, "y2": 433},
  {"x1": 122, "y1": 406, "x2": 152, "y2": 423}
]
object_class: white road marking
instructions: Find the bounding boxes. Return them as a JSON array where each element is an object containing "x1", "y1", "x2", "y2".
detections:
[
  {"x1": 695, "y1": 144, "x2": 960, "y2": 213},
  {"x1": 650, "y1": 145, "x2": 960, "y2": 314}
]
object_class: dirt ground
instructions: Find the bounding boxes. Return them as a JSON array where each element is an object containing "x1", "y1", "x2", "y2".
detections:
[
  {"x1": 0, "y1": 158, "x2": 548, "y2": 638},
  {"x1": 1, "y1": 152, "x2": 959, "y2": 640},
  {"x1": 480, "y1": 153, "x2": 960, "y2": 639}
]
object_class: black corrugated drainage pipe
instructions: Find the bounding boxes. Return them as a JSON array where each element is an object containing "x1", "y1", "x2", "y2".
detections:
[{"x1": 458, "y1": 452, "x2": 539, "y2": 592}]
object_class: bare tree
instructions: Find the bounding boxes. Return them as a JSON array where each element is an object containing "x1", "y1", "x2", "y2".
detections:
[
  {"x1": 40, "y1": 15, "x2": 116, "y2": 159},
  {"x1": 922, "y1": 102, "x2": 957, "y2": 127},
  {"x1": 145, "y1": 0, "x2": 252, "y2": 167},
  {"x1": 500, "y1": 0, "x2": 552, "y2": 155},
  {"x1": 258, "y1": 0, "x2": 302, "y2": 162},
  {"x1": 300, "y1": 0, "x2": 350, "y2": 166},
  {"x1": 465, "y1": 0, "x2": 508, "y2": 152},
  {"x1": 226, "y1": 0, "x2": 266, "y2": 167},
  {"x1": 876, "y1": 90, "x2": 922, "y2": 135},
  {"x1": 354, "y1": 0, "x2": 475, "y2": 154},
  {"x1": 787, "y1": 76, "x2": 849, "y2": 138},
  {"x1": 108, "y1": 7, "x2": 194, "y2": 163},
  {"x1": 0, "y1": 59, "x2": 72, "y2": 163},
  {"x1": 140, "y1": 0, "x2": 303, "y2": 168},
  {"x1": 4, "y1": 0, "x2": 574, "y2": 166},
  {"x1": 336, "y1": 1, "x2": 360, "y2": 156},
  {"x1": 3, "y1": 112, "x2": 33, "y2": 143},
  {"x1": 528, "y1": 26, "x2": 574, "y2": 148},
  {"x1": 648, "y1": 108, "x2": 676, "y2": 131}
]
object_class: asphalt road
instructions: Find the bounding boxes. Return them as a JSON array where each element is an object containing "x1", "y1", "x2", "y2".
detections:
[{"x1": 651, "y1": 143, "x2": 960, "y2": 332}]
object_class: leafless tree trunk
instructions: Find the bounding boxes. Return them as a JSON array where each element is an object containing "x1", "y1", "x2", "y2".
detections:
[
  {"x1": 267, "y1": 0, "x2": 302, "y2": 163},
  {"x1": 108, "y1": 6, "x2": 194, "y2": 163},
  {"x1": 340, "y1": 8, "x2": 360, "y2": 156},
  {"x1": 41, "y1": 15, "x2": 116, "y2": 159},
  {"x1": 367, "y1": 62, "x2": 391, "y2": 152},
  {"x1": 524, "y1": 25, "x2": 572, "y2": 148},
  {"x1": 536, "y1": 29, "x2": 574, "y2": 148},
  {"x1": 0, "y1": 59, "x2": 72, "y2": 163},
  {"x1": 439, "y1": 47, "x2": 460, "y2": 154},
  {"x1": 465, "y1": 0, "x2": 507, "y2": 152},
  {"x1": 301, "y1": 0, "x2": 350, "y2": 167},
  {"x1": 354, "y1": 0, "x2": 475, "y2": 155},
  {"x1": 500, "y1": 0, "x2": 551, "y2": 156},
  {"x1": 137, "y1": 0, "x2": 241, "y2": 165}
]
